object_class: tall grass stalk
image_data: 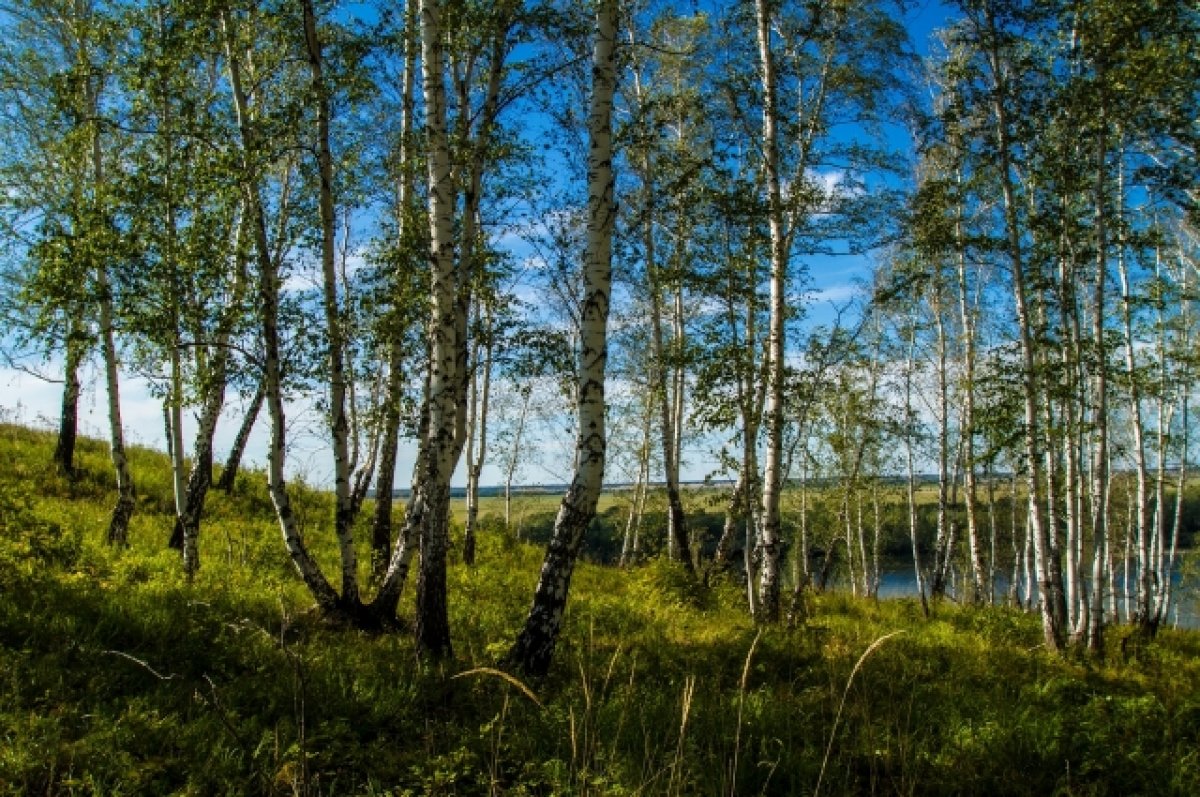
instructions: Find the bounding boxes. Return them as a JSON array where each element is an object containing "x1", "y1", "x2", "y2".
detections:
[
  {"x1": 452, "y1": 667, "x2": 543, "y2": 708},
  {"x1": 730, "y1": 628, "x2": 763, "y2": 797},
  {"x1": 814, "y1": 630, "x2": 905, "y2": 797},
  {"x1": 668, "y1": 675, "x2": 696, "y2": 796}
]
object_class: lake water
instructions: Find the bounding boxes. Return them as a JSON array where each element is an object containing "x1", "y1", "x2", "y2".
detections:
[{"x1": 849, "y1": 557, "x2": 1200, "y2": 630}]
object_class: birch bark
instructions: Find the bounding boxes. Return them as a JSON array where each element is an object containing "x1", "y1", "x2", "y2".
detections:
[
  {"x1": 506, "y1": 0, "x2": 616, "y2": 676},
  {"x1": 74, "y1": 0, "x2": 135, "y2": 546},
  {"x1": 303, "y1": 0, "x2": 360, "y2": 607},
  {"x1": 412, "y1": 0, "x2": 459, "y2": 657},
  {"x1": 977, "y1": 2, "x2": 1063, "y2": 650},
  {"x1": 370, "y1": 0, "x2": 419, "y2": 581},
  {"x1": 754, "y1": 0, "x2": 787, "y2": 622},
  {"x1": 220, "y1": 5, "x2": 340, "y2": 613}
]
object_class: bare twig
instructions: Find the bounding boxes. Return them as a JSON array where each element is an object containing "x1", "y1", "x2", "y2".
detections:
[{"x1": 104, "y1": 649, "x2": 178, "y2": 681}]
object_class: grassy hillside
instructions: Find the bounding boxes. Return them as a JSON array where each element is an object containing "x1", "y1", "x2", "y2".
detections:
[{"x1": 2, "y1": 422, "x2": 1199, "y2": 795}]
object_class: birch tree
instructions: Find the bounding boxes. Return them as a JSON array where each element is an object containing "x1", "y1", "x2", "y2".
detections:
[
  {"x1": 747, "y1": 0, "x2": 908, "y2": 621},
  {"x1": 506, "y1": 0, "x2": 617, "y2": 677}
]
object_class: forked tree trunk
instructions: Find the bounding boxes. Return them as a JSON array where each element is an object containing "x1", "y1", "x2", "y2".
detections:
[
  {"x1": 221, "y1": 6, "x2": 341, "y2": 614},
  {"x1": 712, "y1": 263, "x2": 764, "y2": 576},
  {"x1": 641, "y1": 174, "x2": 691, "y2": 572},
  {"x1": 370, "y1": 388, "x2": 430, "y2": 619},
  {"x1": 713, "y1": 473, "x2": 744, "y2": 570},
  {"x1": 172, "y1": 215, "x2": 249, "y2": 575},
  {"x1": 175, "y1": 377, "x2": 224, "y2": 573},
  {"x1": 506, "y1": 0, "x2": 616, "y2": 677}
]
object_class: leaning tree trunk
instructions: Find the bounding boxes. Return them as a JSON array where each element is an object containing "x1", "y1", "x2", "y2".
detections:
[
  {"x1": 171, "y1": 215, "x2": 249, "y2": 575},
  {"x1": 712, "y1": 263, "x2": 763, "y2": 575},
  {"x1": 174, "y1": 368, "x2": 226, "y2": 575},
  {"x1": 505, "y1": 0, "x2": 616, "y2": 677},
  {"x1": 304, "y1": 0, "x2": 361, "y2": 609},
  {"x1": 216, "y1": 377, "x2": 264, "y2": 493}
]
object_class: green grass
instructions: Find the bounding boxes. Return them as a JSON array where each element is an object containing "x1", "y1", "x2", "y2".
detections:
[{"x1": 2, "y1": 422, "x2": 1199, "y2": 795}]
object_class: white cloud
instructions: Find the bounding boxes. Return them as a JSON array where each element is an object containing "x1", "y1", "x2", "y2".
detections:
[{"x1": 810, "y1": 283, "x2": 859, "y2": 304}]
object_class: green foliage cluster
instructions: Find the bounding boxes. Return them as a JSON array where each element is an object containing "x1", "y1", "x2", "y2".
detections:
[{"x1": 2, "y1": 423, "x2": 1199, "y2": 795}]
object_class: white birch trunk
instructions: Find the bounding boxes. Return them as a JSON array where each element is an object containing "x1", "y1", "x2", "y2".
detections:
[
  {"x1": 413, "y1": 0, "x2": 460, "y2": 657},
  {"x1": 904, "y1": 326, "x2": 929, "y2": 616},
  {"x1": 978, "y1": 2, "x2": 1063, "y2": 649},
  {"x1": 303, "y1": 0, "x2": 361, "y2": 607},
  {"x1": 1086, "y1": 116, "x2": 1111, "y2": 650},
  {"x1": 506, "y1": 0, "x2": 616, "y2": 676},
  {"x1": 370, "y1": 0, "x2": 418, "y2": 580},
  {"x1": 53, "y1": 319, "x2": 85, "y2": 476},
  {"x1": 954, "y1": 193, "x2": 985, "y2": 603},
  {"x1": 1117, "y1": 226, "x2": 1152, "y2": 628},
  {"x1": 220, "y1": 7, "x2": 340, "y2": 612},
  {"x1": 77, "y1": 15, "x2": 135, "y2": 547},
  {"x1": 621, "y1": 396, "x2": 653, "y2": 568},
  {"x1": 175, "y1": 210, "x2": 249, "y2": 577},
  {"x1": 930, "y1": 284, "x2": 952, "y2": 600},
  {"x1": 464, "y1": 303, "x2": 493, "y2": 566},
  {"x1": 755, "y1": 0, "x2": 787, "y2": 622}
]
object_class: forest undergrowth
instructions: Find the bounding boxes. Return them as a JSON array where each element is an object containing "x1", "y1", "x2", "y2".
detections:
[{"x1": 2, "y1": 422, "x2": 1199, "y2": 796}]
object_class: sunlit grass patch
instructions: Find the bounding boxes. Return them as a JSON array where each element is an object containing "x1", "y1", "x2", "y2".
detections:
[{"x1": 2, "y1": 423, "x2": 1200, "y2": 794}]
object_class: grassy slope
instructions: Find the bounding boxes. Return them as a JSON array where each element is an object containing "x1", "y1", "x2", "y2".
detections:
[{"x1": 1, "y1": 422, "x2": 1199, "y2": 796}]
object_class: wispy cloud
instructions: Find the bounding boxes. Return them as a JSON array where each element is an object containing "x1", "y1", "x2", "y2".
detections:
[{"x1": 810, "y1": 283, "x2": 860, "y2": 304}]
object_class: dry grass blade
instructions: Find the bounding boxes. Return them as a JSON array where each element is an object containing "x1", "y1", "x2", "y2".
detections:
[
  {"x1": 452, "y1": 666, "x2": 544, "y2": 708},
  {"x1": 669, "y1": 675, "x2": 697, "y2": 796},
  {"x1": 730, "y1": 628, "x2": 763, "y2": 797},
  {"x1": 814, "y1": 630, "x2": 905, "y2": 797}
]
